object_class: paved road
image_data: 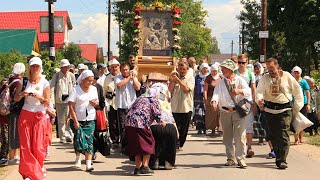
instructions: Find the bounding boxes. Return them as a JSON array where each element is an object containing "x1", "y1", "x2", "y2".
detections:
[{"x1": 4, "y1": 128, "x2": 320, "y2": 180}]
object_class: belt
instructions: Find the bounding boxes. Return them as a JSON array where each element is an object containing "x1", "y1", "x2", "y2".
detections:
[
  {"x1": 222, "y1": 106, "x2": 236, "y2": 112},
  {"x1": 264, "y1": 101, "x2": 291, "y2": 110}
]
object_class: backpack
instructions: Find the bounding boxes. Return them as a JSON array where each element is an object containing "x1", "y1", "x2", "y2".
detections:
[
  {"x1": 9, "y1": 77, "x2": 28, "y2": 114},
  {"x1": 0, "y1": 79, "x2": 20, "y2": 115}
]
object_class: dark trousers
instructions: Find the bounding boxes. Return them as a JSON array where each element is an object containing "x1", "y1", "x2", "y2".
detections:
[
  {"x1": 108, "y1": 106, "x2": 119, "y2": 144},
  {"x1": 0, "y1": 123, "x2": 8, "y2": 159},
  {"x1": 265, "y1": 110, "x2": 292, "y2": 165},
  {"x1": 173, "y1": 111, "x2": 192, "y2": 148},
  {"x1": 117, "y1": 108, "x2": 127, "y2": 153},
  {"x1": 150, "y1": 124, "x2": 177, "y2": 166},
  {"x1": 306, "y1": 111, "x2": 319, "y2": 135}
]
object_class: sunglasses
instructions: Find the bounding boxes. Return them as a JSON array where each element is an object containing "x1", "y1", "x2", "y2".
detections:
[{"x1": 238, "y1": 61, "x2": 246, "y2": 65}]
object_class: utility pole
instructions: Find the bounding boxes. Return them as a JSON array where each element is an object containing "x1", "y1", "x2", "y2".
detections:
[
  {"x1": 107, "y1": 0, "x2": 111, "y2": 63},
  {"x1": 231, "y1": 40, "x2": 234, "y2": 55},
  {"x1": 242, "y1": 23, "x2": 245, "y2": 54},
  {"x1": 239, "y1": 35, "x2": 241, "y2": 54},
  {"x1": 260, "y1": 0, "x2": 267, "y2": 62},
  {"x1": 47, "y1": 0, "x2": 56, "y2": 61}
]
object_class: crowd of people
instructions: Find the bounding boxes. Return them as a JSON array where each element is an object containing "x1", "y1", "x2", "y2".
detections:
[{"x1": 0, "y1": 54, "x2": 320, "y2": 179}]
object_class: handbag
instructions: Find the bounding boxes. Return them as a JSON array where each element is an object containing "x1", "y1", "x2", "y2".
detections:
[
  {"x1": 223, "y1": 78, "x2": 252, "y2": 118},
  {"x1": 94, "y1": 132, "x2": 112, "y2": 156},
  {"x1": 95, "y1": 109, "x2": 107, "y2": 132}
]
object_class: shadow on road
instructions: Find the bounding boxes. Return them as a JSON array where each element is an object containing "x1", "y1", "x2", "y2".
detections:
[{"x1": 177, "y1": 152, "x2": 226, "y2": 157}]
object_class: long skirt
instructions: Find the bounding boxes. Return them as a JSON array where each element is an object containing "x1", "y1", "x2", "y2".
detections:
[
  {"x1": 70, "y1": 120, "x2": 95, "y2": 155},
  {"x1": 150, "y1": 124, "x2": 177, "y2": 167},
  {"x1": 204, "y1": 97, "x2": 220, "y2": 131},
  {"x1": 18, "y1": 109, "x2": 46, "y2": 180},
  {"x1": 125, "y1": 126, "x2": 155, "y2": 161},
  {"x1": 45, "y1": 121, "x2": 52, "y2": 147},
  {"x1": 194, "y1": 94, "x2": 206, "y2": 130}
]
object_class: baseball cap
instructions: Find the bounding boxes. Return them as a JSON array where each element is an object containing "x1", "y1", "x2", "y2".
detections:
[
  {"x1": 220, "y1": 59, "x2": 235, "y2": 71},
  {"x1": 97, "y1": 63, "x2": 106, "y2": 70},
  {"x1": 29, "y1": 57, "x2": 42, "y2": 67}
]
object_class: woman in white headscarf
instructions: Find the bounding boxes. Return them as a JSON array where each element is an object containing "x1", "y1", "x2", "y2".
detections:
[
  {"x1": 194, "y1": 63, "x2": 210, "y2": 134},
  {"x1": 203, "y1": 64, "x2": 222, "y2": 134},
  {"x1": 68, "y1": 70, "x2": 98, "y2": 172},
  {"x1": 13, "y1": 57, "x2": 50, "y2": 180}
]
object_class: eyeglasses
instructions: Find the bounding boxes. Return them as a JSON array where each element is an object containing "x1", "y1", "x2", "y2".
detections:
[{"x1": 238, "y1": 61, "x2": 246, "y2": 65}]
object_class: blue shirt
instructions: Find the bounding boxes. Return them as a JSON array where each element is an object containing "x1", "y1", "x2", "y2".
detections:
[
  {"x1": 299, "y1": 79, "x2": 310, "y2": 104},
  {"x1": 195, "y1": 74, "x2": 206, "y2": 95}
]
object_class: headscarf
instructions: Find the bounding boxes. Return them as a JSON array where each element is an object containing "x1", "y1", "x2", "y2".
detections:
[
  {"x1": 199, "y1": 63, "x2": 210, "y2": 78},
  {"x1": 77, "y1": 70, "x2": 94, "y2": 84},
  {"x1": 291, "y1": 66, "x2": 302, "y2": 74},
  {"x1": 144, "y1": 82, "x2": 171, "y2": 112},
  {"x1": 210, "y1": 64, "x2": 220, "y2": 80}
]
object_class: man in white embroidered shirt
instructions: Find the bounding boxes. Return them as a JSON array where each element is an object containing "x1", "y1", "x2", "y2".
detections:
[
  {"x1": 256, "y1": 57, "x2": 303, "y2": 169},
  {"x1": 211, "y1": 59, "x2": 252, "y2": 168}
]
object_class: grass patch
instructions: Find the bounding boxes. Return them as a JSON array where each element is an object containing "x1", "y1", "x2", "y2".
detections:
[{"x1": 305, "y1": 133, "x2": 320, "y2": 146}]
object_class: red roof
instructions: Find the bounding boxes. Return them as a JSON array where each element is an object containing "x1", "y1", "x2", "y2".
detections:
[
  {"x1": 77, "y1": 44, "x2": 98, "y2": 63},
  {"x1": 0, "y1": 11, "x2": 72, "y2": 49}
]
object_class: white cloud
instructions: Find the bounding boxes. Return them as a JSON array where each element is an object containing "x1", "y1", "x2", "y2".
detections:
[
  {"x1": 204, "y1": 0, "x2": 243, "y2": 54},
  {"x1": 69, "y1": 13, "x2": 120, "y2": 56}
]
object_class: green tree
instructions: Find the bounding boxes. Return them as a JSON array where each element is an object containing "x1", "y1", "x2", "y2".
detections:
[
  {"x1": 0, "y1": 50, "x2": 27, "y2": 80},
  {"x1": 114, "y1": 0, "x2": 213, "y2": 61},
  {"x1": 40, "y1": 50, "x2": 64, "y2": 79},
  {"x1": 60, "y1": 43, "x2": 84, "y2": 66},
  {"x1": 209, "y1": 37, "x2": 221, "y2": 54}
]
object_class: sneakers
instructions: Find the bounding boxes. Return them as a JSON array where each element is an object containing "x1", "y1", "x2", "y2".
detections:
[
  {"x1": 74, "y1": 160, "x2": 81, "y2": 169},
  {"x1": 152, "y1": 162, "x2": 159, "y2": 170},
  {"x1": 86, "y1": 166, "x2": 94, "y2": 172},
  {"x1": 66, "y1": 137, "x2": 72, "y2": 143},
  {"x1": 224, "y1": 159, "x2": 236, "y2": 166},
  {"x1": 276, "y1": 162, "x2": 288, "y2": 169},
  {"x1": 237, "y1": 159, "x2": 247, "y2": 168},
  {"x1": 8, "y1": 159, "x2": 20, "y2": 165},
  {"x1": 139, "y1": 166, "x2": 153, "y2": 174},
  {"x1": 133, "y1": 168, "x2": 140, "y2": 175},
  {"x1": 267, "y1": 150, "x2": 276, "y2": 159},
  {"x1": 164, "y1": 161, "x2": 173, "y2": 170},
  {"x1": 246, "y1": 149, "x2": 255, "y2": 158},
  {"x1": 0, "y1": 158, "x2": 8, "y2": 165}
]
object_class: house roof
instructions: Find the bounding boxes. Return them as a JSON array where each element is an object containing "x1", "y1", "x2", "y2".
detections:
[
  {"x1": 77, "y1": 44, "x2": 98, "y2": 63},
  {"x1": 0, "y1": 29, "x2": 39, "y2": 55},
  {"x1": 0, "y1": 11, "x2": 72, "y2": 48},
  {"x1": 208, "y1": 54, "x2": 236, "y2": 64}
]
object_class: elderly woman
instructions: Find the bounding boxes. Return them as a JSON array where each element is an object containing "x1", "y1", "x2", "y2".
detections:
[
  {"x1": 125, "y1": 88, "x2": 165, "y2": 175},
  {"x1": 203, "y1": 64, "x2": 222, "y2": 135},
  {"x1": 305, "y1": 78, "x2": 319, "y2": 136},
  {"x1": 7, "y1": 63, "x2": 26, "y2": 165},
  {"x1": 149, "y1": 83, "x2": 178, "y2": 170},
  {"x1": 14, "y1": 57, "x2": 50, "y2": 180},
  {"x1": 68, "y1": 70, "x2": 98, "y2": 172},
  {"x1": 291, "y1": 66, "x2": 310, "y2": 144},
  {"x1": 194, "y1": 63, "x2": 210, "y2": 134}
]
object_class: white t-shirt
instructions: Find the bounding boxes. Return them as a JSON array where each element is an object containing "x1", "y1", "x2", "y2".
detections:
[
  {"x1": 236, "y1": 69, "x2": 256, "y2": 87},
  {"x1": 97, "y1": 74, "x2": 106, "y2": 88},
  {"x1": 68, "y1": 85, "x2": 98, "y2": 121},
  {"x1": 22, "y1": 77, "x2": 50, "y2": 113}
]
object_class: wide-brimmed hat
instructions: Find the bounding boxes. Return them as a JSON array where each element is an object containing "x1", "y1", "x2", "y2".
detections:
[
  {"x1": 220, "y1": 59, "x2": 235, "y2": 71},
  {"x1": 60, "y1": 59, "x2": 70, "y2": 67}
]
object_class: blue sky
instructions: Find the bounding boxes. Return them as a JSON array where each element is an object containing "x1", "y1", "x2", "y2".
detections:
[{"x1": 1, "y1": 0, "x2": 242, "y2": 55}]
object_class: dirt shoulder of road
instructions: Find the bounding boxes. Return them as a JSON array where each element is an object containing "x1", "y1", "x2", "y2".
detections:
[{"x1": 290, "y1": 136, "x2": 320, "y2": 161}]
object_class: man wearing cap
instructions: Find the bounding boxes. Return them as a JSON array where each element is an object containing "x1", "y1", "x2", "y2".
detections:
[
  {"x1": 211, "y1": 59, "x2": 252, "y2": 168},
  {"x1": 103, "y1": 59, "x2": 120, "y2": 147},
  {"x1": 96, "y1": 63, "x2": 107, "y2": 87},
  {"x1": 256, "y1": 57, "x2": 303, "y2": 169},
  {"x1": 50, "y1": 59, "x2": 76, "y2": 143}
]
